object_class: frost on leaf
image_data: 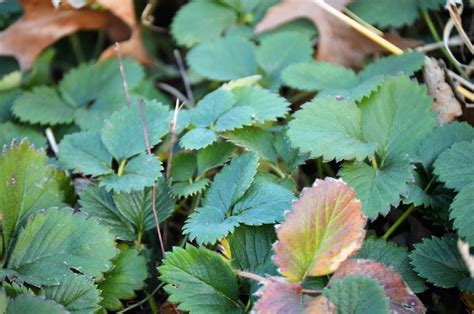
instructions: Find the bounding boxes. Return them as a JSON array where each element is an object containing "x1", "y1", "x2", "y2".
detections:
[{"x1": 274, "y1": 178, "x2": 367, "y2": 282}]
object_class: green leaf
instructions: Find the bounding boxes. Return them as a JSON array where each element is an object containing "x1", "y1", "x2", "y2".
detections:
[
  {"x1": 348, "y1": 0, "x2": 419, "y2": 28},
  {"x1": 180, "y1": 128, "x2": 218, "y2": 150},
  {"x1": 0, "y1": 140, "x2": 65, "y2": 248},
  {"x1": 191, "y1": 88, "x2": 235, "y2": 128},
  {"x1": 288, "y1": 97, "x2": 376, "y2": 162},
  {"x1": 99, "y1": 153, "x2": 163, "y2": 193},
  {"x1": 418, "y1": 0, "x2": 445, "y2": 10},
  {"x1": 274, "y1": 178, "x2": 367, "y2": 282},
  {"x1": 353, "y1": 237, "x2": 427, "y2": 293},
  {"x1": 171, "y1": 153, "x2": 197, "y2": 182},
  {"x1": 0, "y1": 122, "x2": 46, "y2": 148},
  {"x1": 58, "y1": 131, "x2": 113, "y2": 177},
  {"x1": 13, "y1": 86, "x2": 74, "y2": 125},
  {"x1": 450, "y1": 186, "x2": 474, "y2": 246},
  {"x1": 256, "y1": 31, "x2": 313, "y2": 90},
  {"x1": 226, "y1": 225, "x2": 277, "y2": 276},
  {"x1": 231, "y1": 86, "x2": 290, "y2": 122},
  {"x1": 171, "y1": 179, "x2": 210, "y2": 198},
  {"x1": 358, "y1": 52, "x2": 425, "y2": 81},
  {"x1": 159, "y1": 246, "x2": 243, "y2": 314},
  {"x1": 7, "y1": 208, "x2": 117, "y2": 286},
  {"x1": 101, "y1": 100, "x2": 170, "y2": 161},
  {"x1": 340, "y1": 156, "x2": 414, "y2": 219},
  {"x1": 418, "y1": 121, "x2": 474, "y2": 171},
  {"x1": 187, "y1": 36, "x2": 257, "y2": 81},
  {"x1": 42, "y1": 275, "x2": 102, "y2": 314},
  {"x1": 196, "y1": 142, "x2": 236, "y2": 176},
  {"x1": 224, "y1": 126, "x2": 277, "y2": 162},
  {"x1": 410, "y1": 235, "x2": 470, "y2": 288},
  {"x1": 214, "y1": 106, "x2": 256, "y2": 132},
  {"x1": 433, "y1": 140, "x2": 474, "y2": 191},
  {"x1": 360, "y1": 76, "x2": 436, "y2": 159},
  {"x1": 323, "y1": 275, "x2": 390, "y2": 314},
  {"x1": 273, "y1": 129, "x2": 309, "y2": 172},
  {"x1": 98, "y1": 245, "x2": 148, "y2": 311},
  {"x1": 171, "y1": 1, "x2": 237, "y2": 47},
  {"x1": 7, "y1": 295, "x2": 67, "y2": 314},
  {"x1": 79, "y1": 185, "x2": 136, "y2": 241},
  {"x1": 113, "y1": 178, "x2": 175, "y2": 232}
]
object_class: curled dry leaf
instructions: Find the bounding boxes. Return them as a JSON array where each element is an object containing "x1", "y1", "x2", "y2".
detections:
[
  {"x1": 330, "y1": 259, "x2": 426, "y2": 314},
  {"x1": 253, "y1": 277, "x2": 335, "y2": 314},
  {"x1": 273, "y1": 178, "x2": 367, "y2": 282},
  {"x1": 423, "y1": 58, "x2": 462, "y2": 125},
  {"x1": 0, "y1": 0, "x2": 151, "y2": 70},
  {"x1": 255, "y1": 0, "x2": 420, "y2": 68}
]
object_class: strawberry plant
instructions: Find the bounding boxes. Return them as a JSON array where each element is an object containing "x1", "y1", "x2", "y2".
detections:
[{"x1": 0, "y1": 0, "x2": 473, "y2": 313}]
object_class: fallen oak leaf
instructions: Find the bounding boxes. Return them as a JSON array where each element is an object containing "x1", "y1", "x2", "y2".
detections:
[
  {"x1": 255, "y1": 0, "x2": 420, "y2": 68},
  {"x1": 330, "y1": 259, "x2": 425, "y2": 314},
  {"x1": 0, "y1": 0, "x2": 150, "y2": 70}
]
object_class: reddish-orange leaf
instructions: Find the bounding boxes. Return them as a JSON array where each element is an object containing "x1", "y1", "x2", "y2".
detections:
[
  {"x1": 274, "y1": 178, "x2": 367, "y2": 282},
  {"x1": 254, "y1": 277, "x2": 335, "y2": 314},
  {"x1": 330, "y1": 259, "x2": 426, "y2": 313},
  {"x1": 0, "y1": 0, "x2": 151, "y2": 70},
  {"x1": 255, "y1": 0, "x2": 420, "y2": 68}
]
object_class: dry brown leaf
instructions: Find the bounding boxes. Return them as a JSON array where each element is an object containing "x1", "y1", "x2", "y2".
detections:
[
  {"x1": 0, "y1": 0, "x2": 151, "y2": 70},
  {"x1": 256, "y1": 0, "x2": 420, "y2": 68},
  {"x1": 423, "y1": 58, "x2": 463, "y2": 125}
]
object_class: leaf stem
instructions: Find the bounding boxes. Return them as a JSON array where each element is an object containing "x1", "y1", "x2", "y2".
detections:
[
  {"x1": 117, "y1": 283, "x2": 164, "y2": 313},
  {"x1": 268, "y1": 162, "x2": 286, "y2": 179},
  {"x1": 316, "y1": 158, "x2": 324, "y2": 178},
  {"x1": 68, "y1": 34, "x2": 85, "y2": 64},
  {"x1": 382, "y1": 204, "x2": 416, "y2": 240},
  {"x1": 371, "y1": 156, "x2": 378, "y2": 171},
  {"x1": 117, "y1": 159, "x2": 127, "y2": 177},
  {"x1": 301, "y1": 288, "x2": 323, "y2": 294},
  {"x1": 235, "y1": 270, "x2": 265, "y2": 282}
]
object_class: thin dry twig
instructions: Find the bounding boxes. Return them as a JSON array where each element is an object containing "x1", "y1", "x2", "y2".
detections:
[
  {"x1": 167, "y1": 99, "x2": 183, "y2": 178},
  {"x1": 141, "y1": 0, "x2": 168, "y2": 33},
  {"x1": 158, "y1": 82, "x2": 192, "y2": 108},
  {"x1": 45, "y1": 127, "x2": 59, "y2": 154},
  {"x1": 114, "y1": 42, "x2": 131, "y2": 108},
  {"x1": 137, "y1": 98, "x2": 166, "y2": 256},
  {"x1": 174, "y1": 49, "x2": 195, "y2": 106},
  {"x1": 446, "y1": 1, "x2": 474, "y2": 54}
]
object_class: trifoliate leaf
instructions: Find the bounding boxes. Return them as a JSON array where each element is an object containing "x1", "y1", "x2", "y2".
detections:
[
  {"x1": 433, "y1": 140, "x2": 474, "y2": 192},
  {"x1": 171, "y1": 178, "x2": 210, "y2": 198},
  {"x1": 187, "y1": 36, "x2": 257, "y2": 81},
  {"x1": 360, "y1": 76, "x2": 436, "y2": 159},
  {"x1": 171, "y1": 153, "x2": 197, "y2": 182},
  {"x1": 7, "y1": 208, "x2": 117, "y2": 286},
  {"x1": 113, "y1": 178, "x2": 175, "y2": 232},
  {"x1": 450, "y1": 186, "x2": 474, "y2": 245},
  {"x1": 354, "y1": 237, "x2": 427, "y2": 293},
  {"x1": 274, "y1": 178, "x2": 367, "y2": 282},
  {"x1": 323, "y1": 275, "x2": 390, "y2": 314},
  {"x1": 101, "y1": 100, "x2": 170, "y2": 161},
  {"x1": 348, "y1": 0, "x2": 419, "y2": 28},
  {"x1": 0, "y1": 122, "x2": 46, "y2": 148},
  {"x1": 287, "y1": 97, "x2": 376, "y2": 162},
  {"x1": 340, "y1": 156, "x2": 414, "y2": 219},
  {"x1": 330, "y1": 259, "x2": 424, "y2": 313},
  {"x1": 226, "y1": 225, "x2": 277, "y2": 276},
  {"x1": 215, "y1": 106, "x2": 256, "y2": 131},
  {"x1": 196, "y1": 142, "x2": 236, "y2": 176},
  {"x1": 256, "y1": 31, "x2": 313, "y2": 90},
  {"x1": 98, "y1": 245, "x2": 148, "y2": 311},
  {"x1": 99, "y1": 153, "x2": 163, "y2": 193},
  {"x1": 410, "y1": 235, "x2": 470, "y2": 288},
  {"x1": 191, "y1": 89, "x2": 235, "y2": 127},
  {"x1": 171, "y1": 1, "x2": 238, "y2": 47},
  {"x1": 418, "y1": 121, "x2": 474, "y2": 171},
  {"x1": 6, "y1": 295, "x2": 67, "y2": 314},
  {"x1": 358, "y1": 52, "x2": 425, "y2": 81},
  {"x1": 224, "y1": 126, "x2": 277, "y2": 162},
  {"x1": 0, "y1": 140, "x2": 66, "y2": 248},
  {"x1": 13, "y1": 86, "x2": 74, "y2": 125},
  {"x1": 231, "y1": 86, "x2": 290, "y2": 122},
  {"x1": 204, "y1": 152, "x2": 258, "y2": 210},
  {"x1": 42, "y1": 275, "x2": 102, "y2": 314},
  {"x1": 180, "y1": 127, "x2": 218, "y2": 150},
  {"x1": 159, "y1": 246, "x2": 243, "y2": 314},
  {"x1": 58, "y1": 131, "x2": 113, "y2": 177},
  {"x1": 273, "y1": 129, "x2": 309, "y2": 172},
  {"x1": 79, "y1": 184, "x2": 135, "y2": 241},
  {"x1": 254, "y1": 277, "x2": 334, "y2": 314}
]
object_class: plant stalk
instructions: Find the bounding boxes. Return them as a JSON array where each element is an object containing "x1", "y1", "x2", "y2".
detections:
[{"x1": 382, "y1": 204, "x2": 416, "y2": 240}]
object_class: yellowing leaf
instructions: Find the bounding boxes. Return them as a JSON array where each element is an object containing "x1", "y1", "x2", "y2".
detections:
[{"x1": 274, "y1": 178, "x2": 367, "y2": 282}]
